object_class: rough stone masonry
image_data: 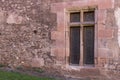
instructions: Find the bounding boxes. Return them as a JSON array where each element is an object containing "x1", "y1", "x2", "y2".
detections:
[{"x1": 0, "y1": 0, "x2": 60, "y2": 68}]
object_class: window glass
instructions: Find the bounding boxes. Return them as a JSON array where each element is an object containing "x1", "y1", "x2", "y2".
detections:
[
  {"x1": 83, "y1": 11, "x2": 95, "y2": 22},
  {"x1": 70, "y1": 12, "x2": 80, "y2": 22}
]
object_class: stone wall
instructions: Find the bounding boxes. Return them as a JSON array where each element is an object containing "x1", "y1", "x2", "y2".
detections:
[
  {"x1": 51, "y1": 0, "x2": 119, "y2": 68},
  {"x1": 0, "y1": 0, "x2": 64, "y2": 68},
  {"x1": 0, "y1": 0, "x2": 119, "y2": 73},
  {"x1": 104, "y1": 0, "x2": 120, "y2": 72}
]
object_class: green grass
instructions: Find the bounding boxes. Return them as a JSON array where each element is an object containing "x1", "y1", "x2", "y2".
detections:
[{"x1": 0, "y1": 70, "x2": 54, "y2": 80}]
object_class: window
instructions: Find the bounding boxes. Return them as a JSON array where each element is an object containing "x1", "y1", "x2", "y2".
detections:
[{"x1": 69, "y1": 9, "x2": 95, "y2": 66}]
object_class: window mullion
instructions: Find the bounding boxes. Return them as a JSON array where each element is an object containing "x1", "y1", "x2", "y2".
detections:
[{"x1": 80, "y1": 10, "x2": 84, "y2": 66}]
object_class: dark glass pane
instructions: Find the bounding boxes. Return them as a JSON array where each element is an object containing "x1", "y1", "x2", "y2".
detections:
[
  {"x1": 84, "y1": 11, "x2": 95, "y2": 22},
  {"x1": 70, "y1": 27, "x2": 80, "y2": 64},
  {"x1": 83, "y1": 26, "x2": 94, "y2": 64},
  {"x1": 70, "y1": 12, "x2": 80, "y2": 22}
]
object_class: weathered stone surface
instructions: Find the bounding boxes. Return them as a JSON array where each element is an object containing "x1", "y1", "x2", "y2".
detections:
[
  {"x1": 31, "y1": 57, "x2": 44, "y2": 67},
  {"x1": 0, "y1": 0, "x2": 119, "y2": 80},
  {"x1": 7, "y1": 12, "x2": 23, "y2": 24},
  {"x1": 0, "y1": 0, "x2": 60, "y2": 68},
  {"x1": 0, "y1": 11, "x2": 6, "y2": 24}
]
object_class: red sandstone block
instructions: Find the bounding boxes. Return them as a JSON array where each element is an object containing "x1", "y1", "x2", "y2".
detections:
[
  {"x1": 97, "y1": 57, "x2": 107, "y2": 67},
  {"x1": 67, "y1": 0, "x2": 97, "y2": 9},
  {"x1": 51, "y1": 0, "x2": 114, "y2": 13},
  {"x1": 98, "y1": 48, "x2": 110, "y2": 58},
  {"x1": 94, "y1": 57, "x2": 98, "y2": 65},
  {"x1": 56, "y1": 12, "x2": 66, "y2": 31},
  {"x1": 51, "y1": 3, "x2": 64, "y2": 13},
  {"x1": 88, "y1": 0, "x2": 98, "y2": 6},
  {"x1": 51, "y1": 48, "x2": 65, "y2": 58},
  {"x1": 51, "y1": 31, "x2": 57, "y2": 40},
  {"x1": 51, "y1": 48, "x2": 58, "y2": 56},
  {"x1": 65, "y1": 48, "x2": 69, "y2": 56},
  {"x1": 98, "y1": 40, "x2": 104, "y2": 48},
  {"x1": 57, "y1": 25, "x2": 65, "y2": 32},
  {"x1": 98, "y1": 28, "x2": 114, "y2": 39},
  {"x1": 97, "y1": 9, "x2": 106, "y2": 24},
  {"x1": 51, "y1": 31, "x2": 65, "y2": 47},
  {"x1": 98, "y1": 24, "x2": 105, "y2": 30},
  {"x1": 57, "y1": 12, "x2": 64, "y2": 24},
  {"x1": 65, "y1": 37, "x2": 70, "y2": 48},
  {"x1": 98, "y1": 0, "x2": 113, "y2": 9},
  {"x1": 56, "y1": 31, "x2": 65, "y2": 40},
  {"x1": 72, "y1": 1, "x2": 87, "y2": 7},
  {"x1": 55, "y1": 39, "x2": 65, "y2": 48},
  {"x1": 65, "y1": 0, "x2": 97, "y2": 10}
]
